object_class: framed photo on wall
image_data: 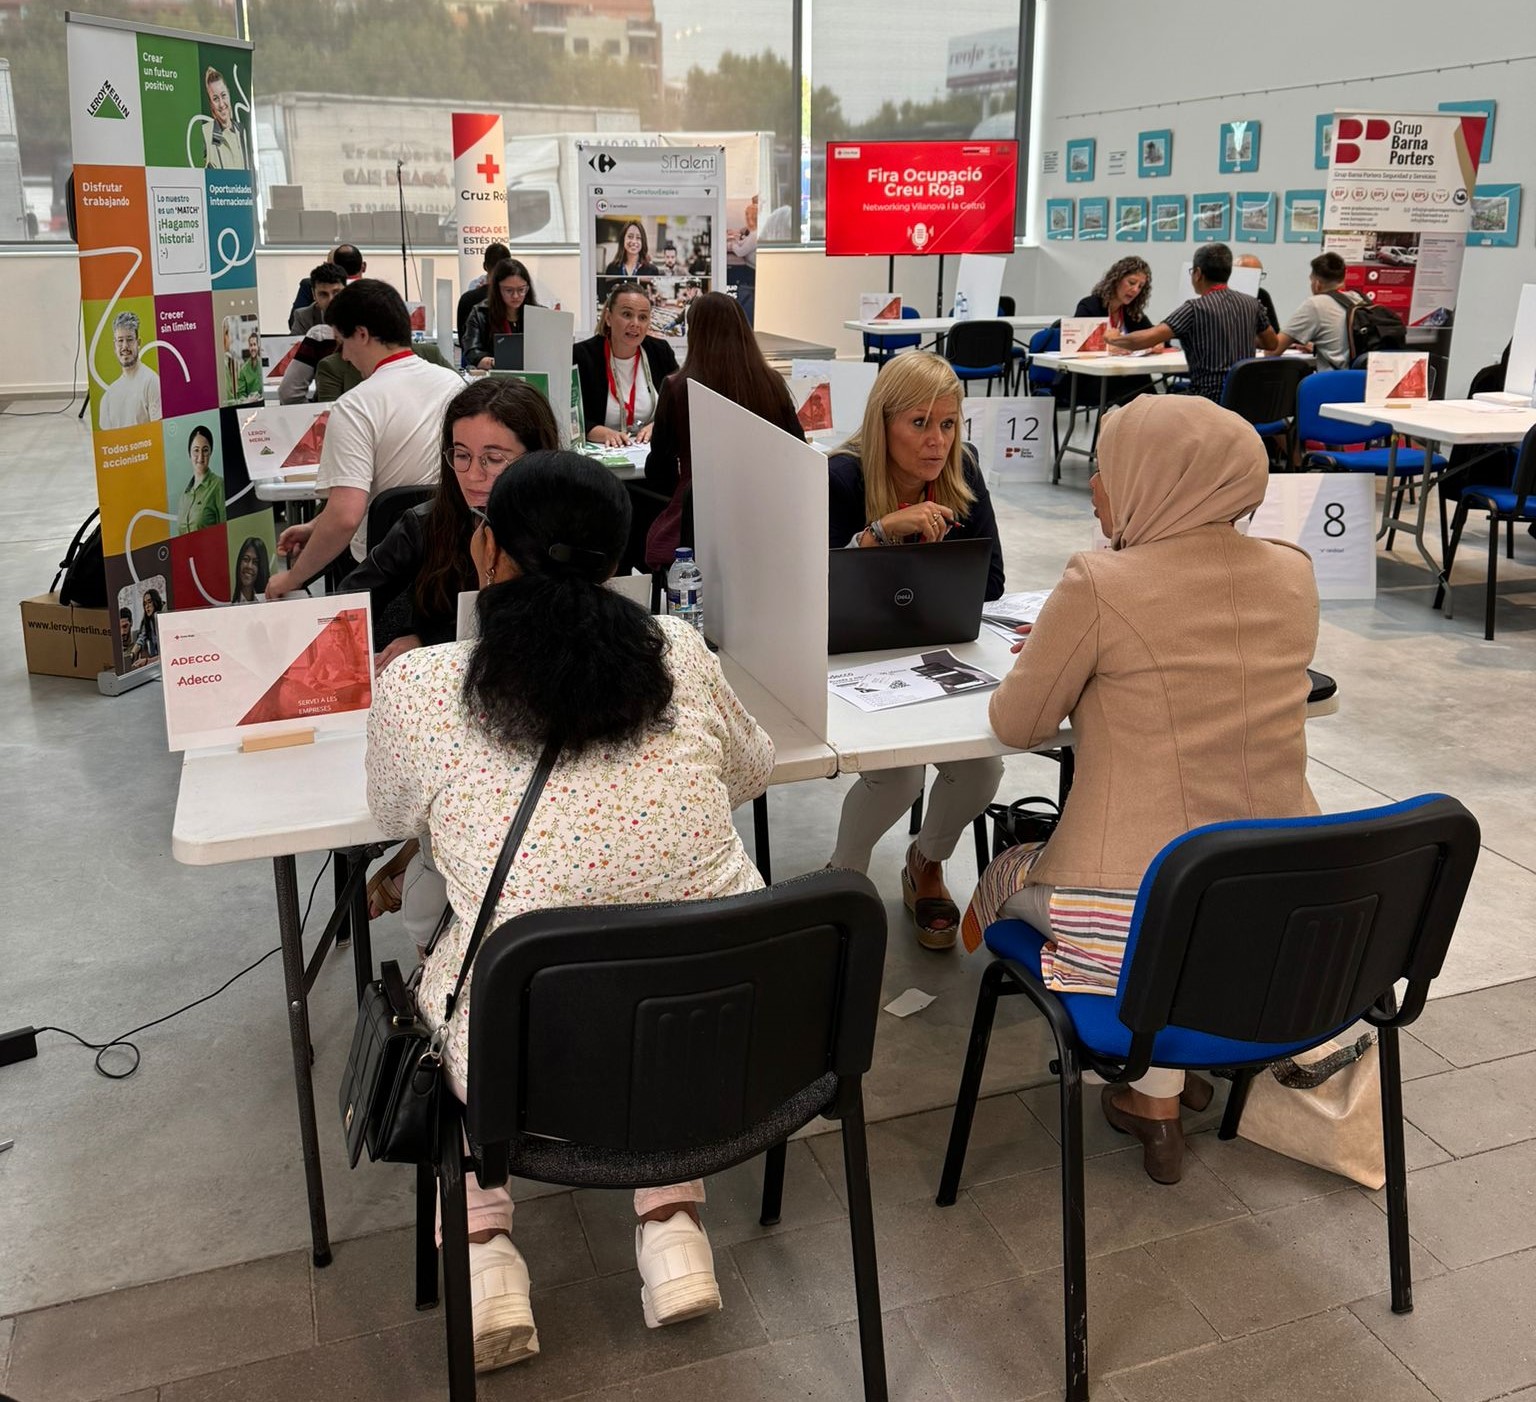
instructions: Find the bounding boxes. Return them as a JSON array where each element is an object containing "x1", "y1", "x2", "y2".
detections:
[
  {"x1": 1218, "y1": 120, "x2": 1261, "y2": 174},
  {"x1": 1115, "y1": 198, "x2": 1148, "y2": 241},
  {"x1": 1192, "y1": 192, "x2": 1231, "y2": 242},
  {"x1": 1077, "y1": 197, "x2": 1109, "y2": 240},
  {"x1": 1468, "y1": 184, "x2": 1521, "y2": 247},
  {"x1": 1046, "y1": 198, "x2": 1075, "y2": 240},
  {"x1": 1150, "y1": 194, "x2": 1187, "y2": 242},
  {"x1": 1138, "y1": 130, "x2": 1172, "y2": 178},
  {"x1": 1066, "y1": 138, "x2": 1096, "y2": 183},
  {"x1": 1283, "y1": 190, "x2": 1325, "y2": 244},
  {"x1": 1234, "y1": 192, "x2": 1276, "y2": 243},
  {"x1": 1314, "y1": 114, "x2": 1335, "y2": 171}
]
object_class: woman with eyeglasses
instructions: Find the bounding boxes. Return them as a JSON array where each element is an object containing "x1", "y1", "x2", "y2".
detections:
[
  {"x1": 574, "y1": 282, "x2": 679, "y2": 447},
  {"x1": 463, "y1": 258, "x2": 541, "y2": 370}
]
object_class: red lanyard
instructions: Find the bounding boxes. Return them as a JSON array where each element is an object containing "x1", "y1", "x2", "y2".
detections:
[
  {"x1": 374, "y1": 350, "x2": 414, "y2": 371},
  {"x1": 897, "y1": 483, "x2": 937, "y2": 510},
  {"x1": 605, "y1": 339, "x2": 641, "y2": 432}
]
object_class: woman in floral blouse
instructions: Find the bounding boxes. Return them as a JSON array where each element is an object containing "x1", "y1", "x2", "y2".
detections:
[{"x1": 366, "y1": 450, "x2": 774, "y2": 1374}]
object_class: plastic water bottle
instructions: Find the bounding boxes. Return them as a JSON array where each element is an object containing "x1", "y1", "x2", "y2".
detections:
[{"x1": 666, "y1": 548, "x2": 705, "y2": 636}]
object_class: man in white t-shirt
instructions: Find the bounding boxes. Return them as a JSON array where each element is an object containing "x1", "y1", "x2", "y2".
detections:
[
  {"x1": 1274, "y1": 251, "x2": 1357, "y2": 369},
  {"x1": 97, "y1": 311, "x2": 162, "y2": 430},
  {"x1": 266, "y1": 279, "x2": 461, "y2": 598}
]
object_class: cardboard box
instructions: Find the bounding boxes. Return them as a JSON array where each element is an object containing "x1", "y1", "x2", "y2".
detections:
[{"x1": 20, "y1": 594, "x2": 115, "y2": 680}]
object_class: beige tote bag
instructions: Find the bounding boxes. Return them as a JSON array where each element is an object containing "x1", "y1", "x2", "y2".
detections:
[{"x1": 1237, "y1": 1033, "x2": 1385, "y2": 1189}]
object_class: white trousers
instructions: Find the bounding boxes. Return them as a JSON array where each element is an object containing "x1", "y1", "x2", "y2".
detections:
[{"x1": 830, "y1": 757, "x2": 1005, "y2": 874}]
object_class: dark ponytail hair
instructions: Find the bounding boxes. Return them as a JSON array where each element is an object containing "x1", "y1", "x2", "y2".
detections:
[{"x1": 464, "y1": 451, "x2": 673, "y2": 753}]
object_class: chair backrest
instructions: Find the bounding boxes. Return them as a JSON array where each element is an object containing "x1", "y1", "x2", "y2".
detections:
[
  {"x1": 946, "y1": 319, "x2": 1012, "y2": 370},
  {"x1": 1027, "y1": 323, "x2": 1062, "y2": 390},
  {"x1": 998, "y1": 295, "x2": 1017, "y2": 316},
  {"x1": 368, "y1": 485, "x2": 434, "y2": 552},
  {"x1": 1295, "y1": 369, "x2": 1392, "y2": 446},
  {"x1": 864, "y1": 305, "x2": 921, "y2": 360},
  {"x1": 1113, "y1": 795, "x2": 1479, "y2": 1060},
  {"x1": 465, "y1": 869, "x2": 887, "y2": 1157},
  {"x1": 456, "y1": 285, "x2": 482, "y2": 346},
  {"x1": 1509, "y1": 423, "x2": 1536, "y2": 509},
  {"x1": 1218, "y1": 357, "x2": 1312, "y2": 427}
]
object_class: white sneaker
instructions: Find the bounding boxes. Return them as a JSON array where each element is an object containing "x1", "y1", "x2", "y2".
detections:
[
  {"x1": 468, "y1": 1236, "x2": 539, "y2": 1373},
  {"x1": 635, "y1": 1214, "x2": 723, "y2": 1329}
]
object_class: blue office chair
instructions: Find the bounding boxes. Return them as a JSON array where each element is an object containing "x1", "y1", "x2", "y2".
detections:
[
  {"x1": 997, "y1": 296, "x2": 1028, "y2": 391},
  {"x1": 862, "y1": 305, "x2": 921, "y2": 365},
  {"x1": 1436, "y1": 422, "x2": 1536, "y2": 640},
  {"x1": 937, "y1": 795, "x2": 1480, "y2": 1402}
]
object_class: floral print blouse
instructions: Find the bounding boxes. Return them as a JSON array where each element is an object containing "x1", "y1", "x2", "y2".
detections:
[{"x1": 365, "y1": 616, "x2": 775, "y2": 1084}]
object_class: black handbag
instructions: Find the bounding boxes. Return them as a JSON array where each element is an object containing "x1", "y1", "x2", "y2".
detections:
[
  {"x1": 339, "y1": 738, "x2": 561, "y2": 1166},
  {"x1": 984, "y1": 793, "x2": 1062, "y2": 860}
]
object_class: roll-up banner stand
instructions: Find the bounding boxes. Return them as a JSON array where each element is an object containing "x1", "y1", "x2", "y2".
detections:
[
  {"x1": 578, "y1": 143, "x2": 727, "y2": 340},
  {"x1": 66, "y1": 12, "x2": 271, "y2": 693},
  {"x1": 453, "y1": 111, "x2": 510, "y2": 295}
]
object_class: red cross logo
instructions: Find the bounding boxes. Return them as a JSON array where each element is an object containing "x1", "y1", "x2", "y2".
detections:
[{"x1": 476, "y1": 154, "x2": 500, "y2": 184}]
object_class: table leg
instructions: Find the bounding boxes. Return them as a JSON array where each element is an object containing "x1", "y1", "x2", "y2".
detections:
[
  {"x1": 274, "y1": 854, "x2": 333, "y2": 1268},
  {"x1": 1087, "y1": 380, "x2": 1109, "y2": 465},
  {"x1": 1052, "y1": 373, "x2": 1077, "y2": 484},
  {"x1": 1409, "y1": 439, "x2": 1446, "y2": 582},
  {"x1": 1375, "y1": 437, "x2": 1399, "y2": 542},
  {"x1": 332, "y1": 855, "x2": 351, "y2": 948},
  {"x1": 343, "y1": 847, "x2": 375, "y2": 1002},
  {"x1": 752, "y1": 792, "x2": 772, "y2": 884}
]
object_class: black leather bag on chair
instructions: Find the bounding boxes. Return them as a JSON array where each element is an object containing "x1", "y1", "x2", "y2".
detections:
[
  {"x1": 338, "y1": 739, "x2": 561, "y2": 1166},
  {"x1": 985, "y1": 794, "x2": 1062, "y2": 859}
]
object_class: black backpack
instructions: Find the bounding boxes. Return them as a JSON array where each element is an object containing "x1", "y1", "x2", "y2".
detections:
[
  {"x1": 52, "y1": 509, "x2": 107, "y2": 608},
  {"x1": 1328, "y1": 290, "x2": 1407, "y2": 362}
]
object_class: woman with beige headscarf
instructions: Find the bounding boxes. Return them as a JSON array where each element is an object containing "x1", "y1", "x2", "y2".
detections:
[{"x1": 963, "y1": 394, "x2": 1319, "y2": 1185}]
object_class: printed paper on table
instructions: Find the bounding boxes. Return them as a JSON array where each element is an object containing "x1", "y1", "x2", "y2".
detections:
[
  {"x1": 860, "y1": 293, "x2": 903, "y2": 321},
  {"x1": 238, "y1": 403, "x2": 331, "y2": 479},
  {"x1": 1059, "y1": 318, "x2": 1109, "y2": 356},
  {"x1": 1365, "y1": 351, "x2": 1430, "y2": 404},
  {"x1": 828, "y1": 649, "x2": 1000, "y2": 713}
]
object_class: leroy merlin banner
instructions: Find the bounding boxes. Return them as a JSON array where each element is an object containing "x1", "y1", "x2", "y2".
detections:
[
  {"x1": 453, "y1": 112, "x2": 510, "y2": 293},
  {"x1": 66, "y1": 13, "x2": 274, "y2": 677},
  {"x1": 1323, "y1": 111, "x2": 1484, "y2": 328}
]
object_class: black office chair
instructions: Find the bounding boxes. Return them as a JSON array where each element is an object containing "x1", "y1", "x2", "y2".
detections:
[
  {"x1": 418, "y1": 870, "x2": 891, "y2": 1401},
  {"x1": 938, "y1": 794, "x2": 1480, "y2": 1402},
  {"x1": 456, "y1": 285, "x2": 483, "y2": 359},
  {"x1": 1219, "y1": 357, "x2": 1313, "y2": 468},
  {"x1": 1438, "y1": 358, "x2": 1519, "y2": 569},
  {"x1": 946, "y1": 320, "x2": 1014, "y2": 397},
  {"x1": 1438, "y1": 423, "x2": 1536, "y2": 640}
]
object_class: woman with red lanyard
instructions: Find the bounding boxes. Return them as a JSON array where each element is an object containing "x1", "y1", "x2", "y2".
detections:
[
  {"x1": 573, "y1": 283, "x2": 679, "y2": 446},
  {"x1": 825, "y1": 351, "x2": 1007, "y2": 951},
  {"x1": 1068, "y1": 255, "x2": 1156, "y2": 404}
]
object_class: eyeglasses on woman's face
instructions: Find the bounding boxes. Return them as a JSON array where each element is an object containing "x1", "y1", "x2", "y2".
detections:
[{"x1": 447, "y1": 446, "x2": 520, "y2": 477}]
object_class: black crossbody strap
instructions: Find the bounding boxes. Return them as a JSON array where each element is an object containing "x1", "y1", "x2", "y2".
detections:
[{"x1": 443, "y1": 737, "x2": 561, "y2": 1021}]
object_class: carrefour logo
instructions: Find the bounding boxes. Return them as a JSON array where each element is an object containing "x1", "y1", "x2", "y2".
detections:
[{"x1": 88, "y1": 80, "x2": 130, "y2": 120}]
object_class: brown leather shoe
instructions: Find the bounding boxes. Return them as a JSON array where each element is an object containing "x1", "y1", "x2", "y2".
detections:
[{"x1": 1101, "y1": 1084, "x2": 1185, "y2": 1185}]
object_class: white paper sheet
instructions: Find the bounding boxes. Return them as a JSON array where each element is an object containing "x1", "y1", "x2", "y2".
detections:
[
  {"x1": 883, "y1": 988, "x2": 936, "y2": 1018},
  {"x1": 828, "y1": 649, "x2": 1000, "y2": 713}
]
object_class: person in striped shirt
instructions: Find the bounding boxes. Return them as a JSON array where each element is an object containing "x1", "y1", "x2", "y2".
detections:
[{"x1": 1106, "y1": 243, "x2": 1278, "y2": 400}]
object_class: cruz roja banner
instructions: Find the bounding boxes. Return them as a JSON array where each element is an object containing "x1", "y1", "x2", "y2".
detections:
[
  {"x1": 578, "y1": 143, "x2": 727, "y2": 338},
  {"x1": 66, "y1": 12, "x2": 273, "y2": 682},
  {"x1": 1323, "y1": 111, "x2": 1484, "y2": 328},
  {"x1": 452, "y1": 111, "x2": 510, "y2": 294}
]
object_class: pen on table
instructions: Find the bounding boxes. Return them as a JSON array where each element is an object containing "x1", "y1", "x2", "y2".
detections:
[{"x1": 0, "y1": 1138, "x2": 14, "y2": 1154}]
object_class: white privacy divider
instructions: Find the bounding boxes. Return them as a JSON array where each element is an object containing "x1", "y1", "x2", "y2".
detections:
[
  {"x1": 522, "y1": 304, "x2": 577, "y2": 445},
  {"x1": 689, "y1": 382, "x2": 830, "y2": 740},
  {"x1": 952, "y1": 253, "x2": 1007, "y2": 320}
]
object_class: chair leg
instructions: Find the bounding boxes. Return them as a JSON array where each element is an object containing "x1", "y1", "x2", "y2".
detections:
[
  {"x1": 1486, "y1": 512, "x2": 1500, "y2": 641},
  {"x1": 1218, "y1": 1067, "x2": 1258, "y2": 1140},
  {"x1": 1377, "y1": 1023, "x2": 1413, "y2": 1313},
  {"x1": 415, "y1": 1162, "x2": 440, "y2": 1310},
  {"x1": 937, "y1": 960, "x2": 1008, "y2": 1205},
  {"x1": 973, "y1": 813, "x2": 990, "y2": 877},
  {"x1": 1434, "y1": 500, "x2": 1470, "y2": 612},
  {"x1": 759, "y1": 1141, "x2": 787, "y2": 1226},
  {"x1": 438, "y1": 1114, "x2": 477, "y2": 1401},
  {"x1": 840, "y1": 1084, "x2": 889, "y2": 1402},
  {"x1": 1057, "y1": 1043, "x2": 1089, "y2": 1402},
  {"x1": 909, "y1": 791, "x2": 924, "y2": 836},
  {"x1": 1507, "y1": 517, "x2": 1516, "y2": 560},
  {"x1": 752, "y1": 791, "x2": 772, "y2": 884},
  {"x1": 1056, "y1": 747, "x2": 1076, "y2": 810}
]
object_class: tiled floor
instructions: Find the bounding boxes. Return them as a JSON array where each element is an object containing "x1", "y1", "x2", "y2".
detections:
[{"x1": 6, "y1": 976, "x2": 1535, "y2": 1402}]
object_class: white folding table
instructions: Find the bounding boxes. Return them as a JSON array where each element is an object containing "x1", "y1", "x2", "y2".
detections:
[{"x1": 1027, "y1": 351, "x2": 1190, "y2": 479}]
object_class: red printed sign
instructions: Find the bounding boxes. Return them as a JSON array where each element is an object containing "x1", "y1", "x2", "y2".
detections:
[{"x1": 825, "y1": 140, "x2": 1019, "y2": 256}]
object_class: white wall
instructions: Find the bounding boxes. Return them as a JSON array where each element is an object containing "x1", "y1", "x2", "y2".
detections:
[{"x1": 1029, "y1": 0, "x2": 1536, "y2": 393}]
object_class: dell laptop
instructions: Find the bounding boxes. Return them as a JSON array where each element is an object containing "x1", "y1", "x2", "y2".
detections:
[
  {"x1": 493, "y1": 334, "x2": 525, "y2": 371},
  {"x1": 828, "y1": 538, "x2": 992, "y2": 654}
]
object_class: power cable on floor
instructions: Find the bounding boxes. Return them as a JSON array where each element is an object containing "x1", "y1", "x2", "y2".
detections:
[{"x1": 33, "y1": 855, "x2": 332, "y2": 1080}]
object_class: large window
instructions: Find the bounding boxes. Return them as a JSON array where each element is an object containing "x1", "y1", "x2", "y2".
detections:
[{"x1": 0, "y1": 0, "x2": 1028, "y2": 247}]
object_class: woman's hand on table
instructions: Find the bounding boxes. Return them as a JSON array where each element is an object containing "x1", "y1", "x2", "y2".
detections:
[
  {"x1": 1009, "y1": 622, "x2": 1033, "y2": 654},
  {"x1": 588, "y1": 426, "x2": 632, "y2": 447},
  {"x1": 883, "y1": 502, "x2": 955, "y2": 543},
  {"x1": 635, "y1": 422, "x2": 655, "y2": 444},
  {"x1": 376, "y1": 634, "x2": 423, "y2": 672}
]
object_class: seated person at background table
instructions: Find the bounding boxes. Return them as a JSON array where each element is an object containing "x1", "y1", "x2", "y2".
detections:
[
  {"x1": 315, "y1": 340, "x2": 453, "y2": 405},
  {"x1": 1272, "y1": 251, "x2": 1357, "y2": 369},
  {"x1": 230, "y1": 536, "x2": 270, "y2": 603},
  {"x1": 462, "y1": 258, "x2": 541, "y2": 371},
  {"x1": 175, "y1": 424, "x2": 225, "y2": 533},
  {"x1": 288, "y1": 261, "x2": 347, "y2": 337},
  {"x1": 366, "y1": 451, "x2": 774, "y2": 1373},
  {"x1": 574, "y1": 283, "x2": 679, "y2": 446},
  {"x1": 643, "y1": 291, "x2": 805, "y2": 571},
  {"x1": 1107, "y1": 243, "x2": 1278, "y2": 401},
  {"x1": 965, "y1": 394, "x2": 1318, "y2": 1185},
  {"x1": 1233, "y1": 253, "x2": 1281, "y2": 333},
  {"x1": 288, "y1": 245, "x2": 364, "y2": 330},
  {"x1": 466, "y1": 241, "x2": 509, "y2": 295},
  {"x1": 268, "y1": 280, "x2": 463, "y2": 598},
  {"x1": 1071, "y1": 255, "x2": 1157, "y2": 403},
  {"x1": 826, "y1": 351, "x2": 1006, "y2": 950}
]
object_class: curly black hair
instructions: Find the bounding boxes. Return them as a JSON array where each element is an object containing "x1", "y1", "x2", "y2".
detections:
[{"x1": 464, "y1": 451, "x2": 674, "y2": 754}]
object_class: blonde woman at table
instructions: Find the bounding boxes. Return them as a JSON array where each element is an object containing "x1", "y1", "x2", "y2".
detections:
[
  {"x1": 367, "y1": 451, "x2": 773, "y2": 1372},
  {"x1": 963, "y1": 395, "x2": 1319, "y2": 1185},
  {"x1": 573, "y1": 282, "x2": 679, "y2": 447},
  {"x1": 826, "y1": 351, "x2": 1006, "y2": 950}
]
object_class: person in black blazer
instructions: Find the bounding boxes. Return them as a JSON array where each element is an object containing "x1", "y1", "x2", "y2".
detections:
[
  {"x1": 825, "y1": 351, "x2": 1006, "y2": 952},
  {"x1": 573, "y1": 284, "x2": 679, "y2": 445},
  {"x1": 1067, "y1": 255, "x2": 1157, "y2": 403}
]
